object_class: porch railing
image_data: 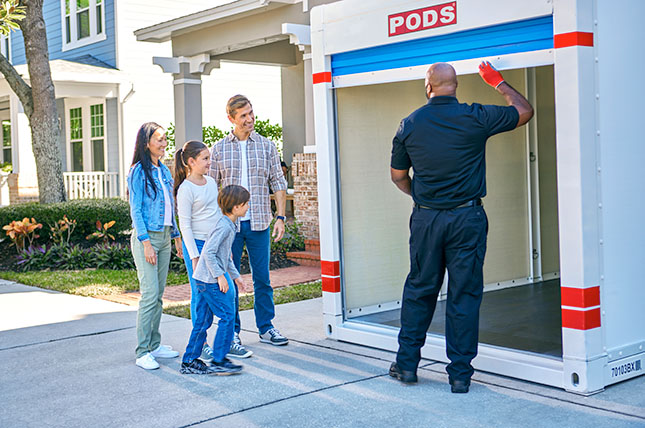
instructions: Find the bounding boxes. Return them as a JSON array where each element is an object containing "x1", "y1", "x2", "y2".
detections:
[{"x1": 63, "y1": 172, "x2": 119, "y2": 199}]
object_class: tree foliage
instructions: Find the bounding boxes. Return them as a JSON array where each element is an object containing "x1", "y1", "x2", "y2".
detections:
[{"x1": 0, "y1": 0, "x2": 26, "y2": 36}]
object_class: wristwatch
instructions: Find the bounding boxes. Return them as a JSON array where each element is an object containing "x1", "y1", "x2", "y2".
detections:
[{"x1": 276, "y1": 215, "x2": 286, "y2": 222}]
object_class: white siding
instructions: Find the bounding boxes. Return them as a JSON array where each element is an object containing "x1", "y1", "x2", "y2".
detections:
[{"x1": 116, "y1": 0, "x2": 282, "y2": 171}]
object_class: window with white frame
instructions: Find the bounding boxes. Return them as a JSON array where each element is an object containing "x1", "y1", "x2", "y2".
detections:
[
  {"x1": 1, "y1": 121, "x2": 10, "y2": 164},
  {"x1": 0, "y1": 34, "x2": 10, "y2": 61},
  {"x1": 69, "y1": 107, "x2": 83, "y2": 171},
  {"x1": 67, "y1": 100, "x2": 107, "y2": 172},
  {"x1": 90, "y1": 103, "x2": 104, "y2": 171},
  {"x1": 62, "y1": 0, "x2": 106, "y2": 51}
]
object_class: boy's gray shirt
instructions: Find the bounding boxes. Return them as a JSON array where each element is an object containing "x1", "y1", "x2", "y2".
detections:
[{"x1": 192, "y1": 215, "x2": 240, "y2": 284}]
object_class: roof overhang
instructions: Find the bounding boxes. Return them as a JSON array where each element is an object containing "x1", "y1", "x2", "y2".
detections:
[
  {"x1": 11, "y1": 59, "x2": 127, "y2": 85},
  {"x1": 135, "y1": 0, "x2": 302, "y2": 43}
]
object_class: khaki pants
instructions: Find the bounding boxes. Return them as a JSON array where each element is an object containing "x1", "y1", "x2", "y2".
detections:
[{"x1": 131, "y1": 227, "x2": 171, "y2": 358}]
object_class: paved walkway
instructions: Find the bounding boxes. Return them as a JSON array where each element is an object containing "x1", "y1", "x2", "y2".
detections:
[
  {"x1": 1, "y1": 279, "x2": 644, "y2": 428},
  {"x1": 96, "y1": 265, "x2": 321, "y2": 306}
]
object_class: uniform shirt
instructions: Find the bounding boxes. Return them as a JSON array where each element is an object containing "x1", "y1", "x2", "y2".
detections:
[
  {"x1": 390, "y1": 96, "x2": 519, "y2": 209},
  {"x1": 209, "y1": 131, "x2": 287, "y2": 231}
]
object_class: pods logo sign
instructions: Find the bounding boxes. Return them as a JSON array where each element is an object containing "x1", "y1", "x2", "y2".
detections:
[{"x1": 388, "y1": 2, "x2": 457, "y2": 37}]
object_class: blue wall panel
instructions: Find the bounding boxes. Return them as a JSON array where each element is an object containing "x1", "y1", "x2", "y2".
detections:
[
  {"x1": 11, "y1": 0, "x2": 116, "y2": 68},
  {"x1": 331, "y1": 16, "x2": 553, "y2": 77}
]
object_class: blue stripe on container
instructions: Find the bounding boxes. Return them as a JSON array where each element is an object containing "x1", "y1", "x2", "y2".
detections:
[{"x1": 331, "y1": 16, "x2": 553, "y2": 77}]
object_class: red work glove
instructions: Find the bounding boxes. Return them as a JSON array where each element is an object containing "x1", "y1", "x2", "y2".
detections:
[{"x1": 479, "y1": 61, "x2": 505, "y2": 88}]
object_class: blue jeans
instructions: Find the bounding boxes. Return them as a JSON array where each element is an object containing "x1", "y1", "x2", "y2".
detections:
[
  {"x1": 183, "y1": 277, "x2": 236, "y2": 363},
  {"x1": 183, "y1": 239, "x2": 232, "y2": 341},
  {"x1": 232, "y1": 220, "x2": 274, "y2": 335}
]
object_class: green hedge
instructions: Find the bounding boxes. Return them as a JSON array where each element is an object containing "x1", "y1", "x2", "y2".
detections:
[{"x1": 0, "y1": 198, "x2": 132, "y2": 244}]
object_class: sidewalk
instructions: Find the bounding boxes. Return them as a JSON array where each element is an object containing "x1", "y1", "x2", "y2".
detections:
[
  {"x1": 1, "y1": 279, "x2": 644, "y2": 428},
  {"x1": 96, "y1": 265, "x2": 321, "y2": 306}
]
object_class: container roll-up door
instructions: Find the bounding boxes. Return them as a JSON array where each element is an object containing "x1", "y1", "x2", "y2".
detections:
[
  {"x1": 336, "y1": 81, "x2": 426, "y2": 312},
  {"x1": 331, "y1": 16, "x2": 553, "y2": 78}
]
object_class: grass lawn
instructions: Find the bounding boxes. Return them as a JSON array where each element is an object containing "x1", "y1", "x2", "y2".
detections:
[
  {"x1": 0, "y1": 269, "x2": 188, "y2": 297},
  {"x1": 163, "y1": 280, "x2": 322, "y2": 319}
]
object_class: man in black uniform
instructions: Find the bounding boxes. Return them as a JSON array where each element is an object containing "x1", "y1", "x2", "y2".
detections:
[{"x1": 388, "y1": 62, "x2": 533, "y2": 393}]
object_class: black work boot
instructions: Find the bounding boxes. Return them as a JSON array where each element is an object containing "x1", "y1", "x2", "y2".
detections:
[
  {"x1": 389, "y1": 362, "x2": 418, "y2": 384},
  {"x1": 449, "y1": 378, "x2": 471, "y2": 393}
]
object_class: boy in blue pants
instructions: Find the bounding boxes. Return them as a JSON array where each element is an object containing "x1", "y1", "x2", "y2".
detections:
[{"x1": 180, "y1": 185, "x2": 250, "y2": 374}]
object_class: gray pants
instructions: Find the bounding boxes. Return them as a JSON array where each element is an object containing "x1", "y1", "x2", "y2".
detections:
[{"x1": 131, "y1": 227, "x2": 171, "y2": 358}]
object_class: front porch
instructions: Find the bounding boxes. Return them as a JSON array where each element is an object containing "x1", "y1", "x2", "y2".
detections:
[{"x1": 0, "y1": 58, "x2": 128, "y2": 205}]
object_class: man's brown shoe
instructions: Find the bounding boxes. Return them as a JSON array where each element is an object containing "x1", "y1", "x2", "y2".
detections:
[{"x1": 389, "y1": 362, "x2": 418, "y2": 384}]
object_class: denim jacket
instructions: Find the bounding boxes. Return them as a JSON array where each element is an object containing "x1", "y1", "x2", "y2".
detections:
[{"x1": 127, "y1": 162, "x2": 180, "y2": 242}]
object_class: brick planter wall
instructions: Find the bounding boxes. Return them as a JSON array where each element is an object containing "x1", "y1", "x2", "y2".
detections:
[
  {"x1": 291, "y1": 152, "x2": 319, "y2": 240},
  {"x1": 8, "y1": 173, "x2": 39, "y2": 204}
]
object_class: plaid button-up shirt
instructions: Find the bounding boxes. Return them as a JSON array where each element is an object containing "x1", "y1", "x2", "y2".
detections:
[{"x1": 209, "y1": 131, "x2": 287, "y2": 231}]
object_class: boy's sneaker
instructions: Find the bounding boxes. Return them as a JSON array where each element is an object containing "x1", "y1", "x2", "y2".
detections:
[
  {"x1": 199, "y1": 344, "x2": 214, "y2": 363},
  {"x1": 135, "y1": 353, "x2": 160, "y2": 370},
  {"x1": 259, "y1": 328, "x2": 289, "y2": 346},
  {"x1": 227, "y1": 332, "x2": 253, "y2": 358},
  {"x1": 150, "y1": 344, "x2": 179, "y2": 359},
  {"x1": 211, "y1": 358, "x2": 243, "y2": 375},
  {"x1": 180, "y1": 359, "x2": 217, "y2": 375}
]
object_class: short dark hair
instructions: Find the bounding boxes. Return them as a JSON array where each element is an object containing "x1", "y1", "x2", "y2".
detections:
[{"x1": 218, "y1": 185, "x2": 250, "y2": 214}]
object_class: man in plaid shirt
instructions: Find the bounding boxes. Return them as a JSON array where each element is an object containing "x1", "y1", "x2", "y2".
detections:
[{"x1": 209, "y1": 95, "x2": 289, "y2": 358}]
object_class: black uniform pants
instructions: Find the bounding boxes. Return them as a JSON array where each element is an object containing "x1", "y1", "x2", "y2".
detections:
[{"x1": 396, "y1": 204, "x2": 488, "y2": 381}]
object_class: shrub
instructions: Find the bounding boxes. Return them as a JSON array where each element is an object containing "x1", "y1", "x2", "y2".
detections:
[
  {"x1": 16, "y1": 245, "x2": 59, "y2": 271},
  {"x1": 270, "y1": 219, "x2": 305, "y2": 254},
  {"x1": 93, "y1": 243, "x2": 135, "y2": 270},
  {"x1": 165, "y1": 118, "x2": 283, "y2": 159},
  {"x1": 169, "y1": 251, "x2": 187, "y2": 273},
  {"x1": 0, "y1": 198, "x2": 131, "y2": 245}
]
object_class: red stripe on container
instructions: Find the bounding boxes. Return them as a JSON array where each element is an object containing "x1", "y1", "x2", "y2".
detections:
[
  {"x1": 562, "y1": 308, "x2": 601, "y2": 330},
  {"x1": 313, "y1": 72, "x2": 332, "y2": 84},
  {"x1": 321, "y1": 260, "x2": 340, "y2": 277},
  {"x1": 322, "y1": 276, "x2": 341, "y2": 293},
  {"x1": 554, "y1": 32, "x2": 594, "y2": 48},
  {"x1": 561, "y1": 286, "x2": 600, "y2": 308}
]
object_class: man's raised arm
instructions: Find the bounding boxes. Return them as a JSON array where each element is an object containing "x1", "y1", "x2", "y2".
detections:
[{"x1": 479, "y1": 61, "x2": 534, "y2": 127}]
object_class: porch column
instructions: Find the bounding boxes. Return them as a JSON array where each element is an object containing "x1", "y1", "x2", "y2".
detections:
[
  {"x1": 153, "y1": 54, "x2": 220, "y2": 149},
  {"x1": 283, "y1": 23, "x2": 315, "y2": 149}
]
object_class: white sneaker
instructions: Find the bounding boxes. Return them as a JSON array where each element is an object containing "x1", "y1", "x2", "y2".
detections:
[
  {"x1": 151, "y1": 344, "x2": 180, "y2": 358},
  {"x1": 136, "y1": 353, "x2": 160, "y2": 370}
]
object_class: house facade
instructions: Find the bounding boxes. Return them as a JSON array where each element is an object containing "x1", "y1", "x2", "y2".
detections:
[{"x1": 0, "y1": 0, "x2": 216, "y2": 204}]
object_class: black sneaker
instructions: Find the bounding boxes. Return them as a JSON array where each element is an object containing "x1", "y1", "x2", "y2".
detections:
[
  {"x1": 180, "y1": 359, "x2": 217, "y2": 375},
  {"x1": 211, "y1": 358, "x2": 243, "y2": 375}
]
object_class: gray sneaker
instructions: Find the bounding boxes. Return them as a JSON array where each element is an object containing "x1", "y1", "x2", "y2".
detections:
[
  {"x1": 199, "y1": 343, "x2": 214, "y2": 364},
  {"x1": 227, "y1": 341, "x2": 253, "y2": 359},
  {"x1": 259, "y1": 327, "x2": 289, "y2": 346}
]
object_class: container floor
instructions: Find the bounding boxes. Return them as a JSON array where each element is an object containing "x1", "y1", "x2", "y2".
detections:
[{"x1": 351, "y1": 279, "x2": 562, "y2": 357}]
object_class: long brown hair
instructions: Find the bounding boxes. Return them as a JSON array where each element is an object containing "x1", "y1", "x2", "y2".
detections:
[
  {"x1": 131, "y1": 122, "x2": 163, "y2": 198},
  {"x1": 173, "y1": 140, "x2": 209, "y2": 198}
]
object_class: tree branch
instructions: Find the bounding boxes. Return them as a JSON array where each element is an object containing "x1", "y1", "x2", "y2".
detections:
[{"x1": 0, "y1": 53, "x2": 33, "y2": 117}]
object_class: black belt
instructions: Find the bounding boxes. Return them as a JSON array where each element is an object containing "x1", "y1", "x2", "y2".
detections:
[{"x1": 415, "y1": 199, "x2": 482, "y2": 210}]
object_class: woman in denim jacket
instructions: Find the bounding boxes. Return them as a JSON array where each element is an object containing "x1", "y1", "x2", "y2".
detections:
[{"x1": 127, "y1": 122, "x2": 183, "y2": 370}]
